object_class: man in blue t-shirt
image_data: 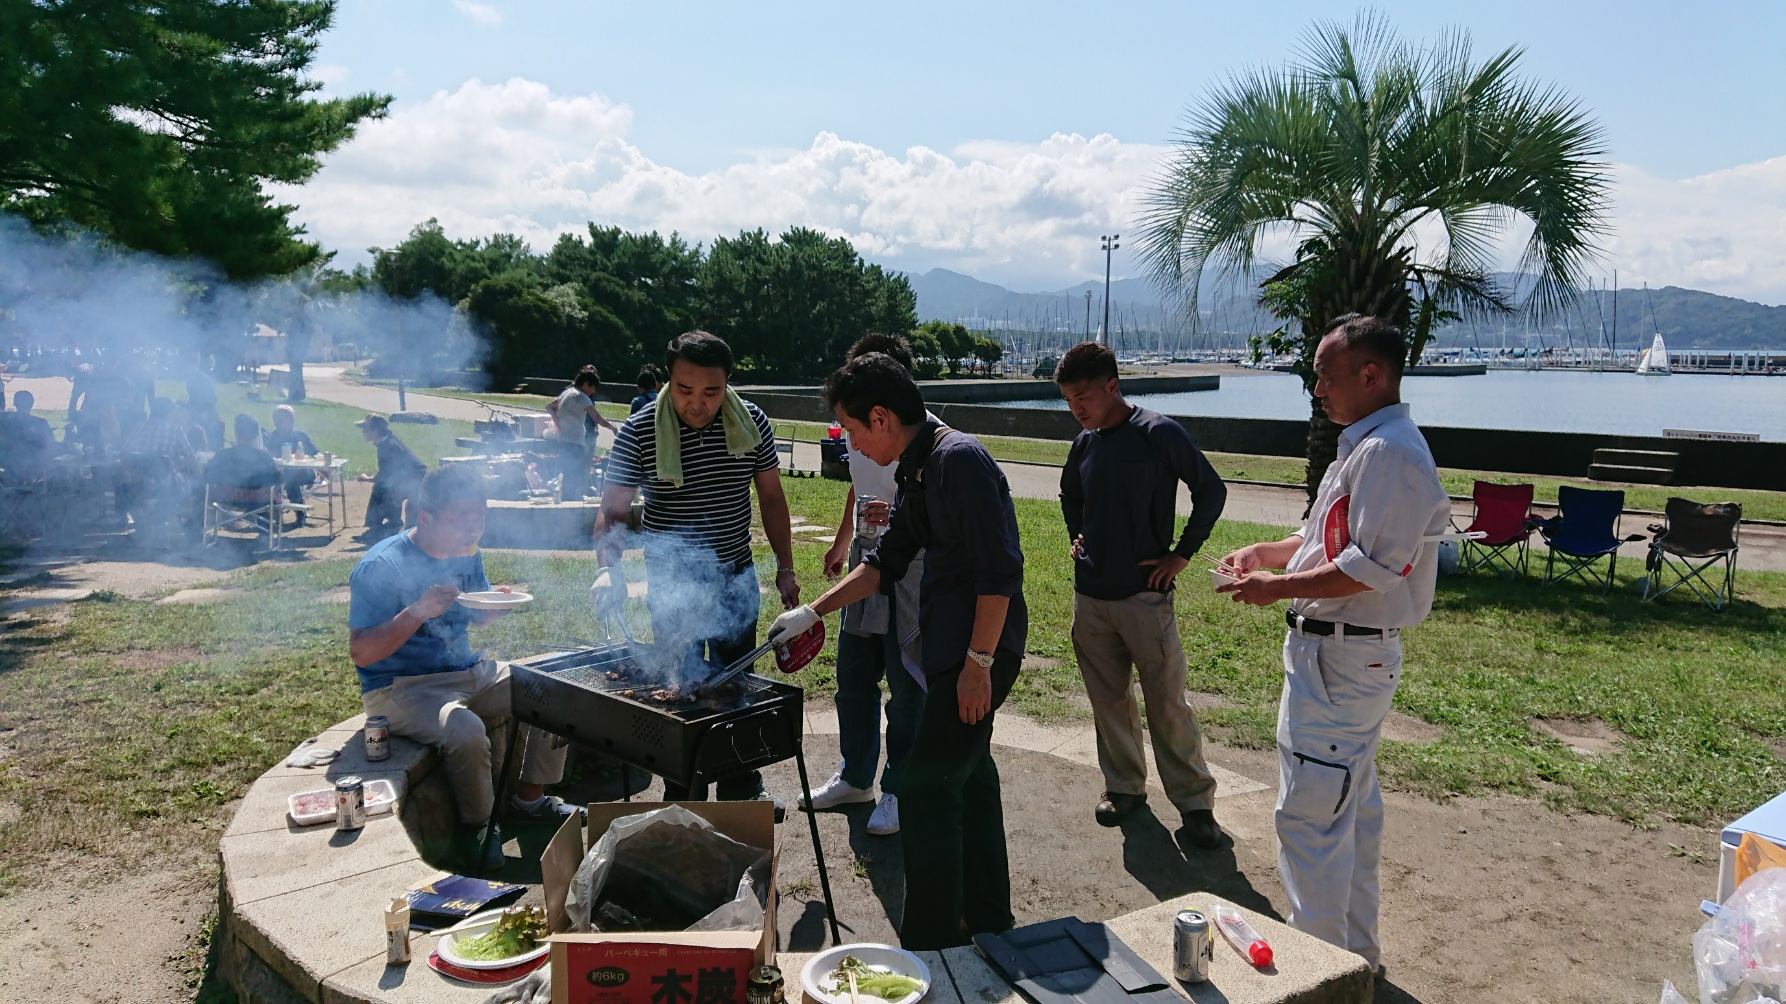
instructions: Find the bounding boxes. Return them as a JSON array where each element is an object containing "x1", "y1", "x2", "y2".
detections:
[{"x1": 349, "y1": 463, "x2": 574, "y2": 870}]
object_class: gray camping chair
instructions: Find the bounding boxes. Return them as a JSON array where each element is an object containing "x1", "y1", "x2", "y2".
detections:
[{"x1": 1642, "y1": 498, "x2": 1741, "y2": 611}]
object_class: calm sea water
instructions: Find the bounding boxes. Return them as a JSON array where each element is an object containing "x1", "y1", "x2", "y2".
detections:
[{"x1": 1010, "y1": 369, "x2": 1786, "y2": 442}]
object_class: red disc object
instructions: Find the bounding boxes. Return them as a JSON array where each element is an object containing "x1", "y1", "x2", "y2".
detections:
[{"x1": 775, "y1": 622, "x2": 825, "y2": 673}]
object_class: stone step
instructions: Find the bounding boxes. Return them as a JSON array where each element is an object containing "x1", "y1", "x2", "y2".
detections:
[
  {"x1": 1592, "y1": 448, "x2": 1680, "y2": 468},
  {"x1": 1589, "y1": 463, "x2": 1675, "y2": 485}
]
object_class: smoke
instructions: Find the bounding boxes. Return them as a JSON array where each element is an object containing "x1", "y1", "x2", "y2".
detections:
[
  {"x1": 595, "y1": 527, "x2": 764, "y2": 687},
  {"x1": 0, "y1": 214, "x2": 484, "y2": 377}
]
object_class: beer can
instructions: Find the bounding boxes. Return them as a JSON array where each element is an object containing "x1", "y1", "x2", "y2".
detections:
[
  {"x1": 746, "y1": 965, "x2": 785, "y2": 1004},
  {"x1": 1173, "y1": 909, "x2": 1212, "y2": 983},
  {"x1": 335, "y1": 776, "x2": 367, "y2": 831},
  {"x1": 854, "y1": 494, "x2": 882, "y2": 540},
  {"x1": 364, "y1": 716, "x2": 391, "y2": 761}
]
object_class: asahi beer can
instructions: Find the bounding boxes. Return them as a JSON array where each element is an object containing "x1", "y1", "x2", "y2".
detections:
[
  {"x1": 364, "y1": 716, "x2": 391, "y2": 762},
  {"x1": 855, "y1": 494, "x2": 882, "y2": 540},
  {"x1": 1173, "y1": 909, "x2": 1212, "y2": 983},
  {"x1": 335, "y1": 776, "x2": 367, "y2": 831},
  {"x1": 746, "y1": 965, "x2": 785, "y2": 1004}
]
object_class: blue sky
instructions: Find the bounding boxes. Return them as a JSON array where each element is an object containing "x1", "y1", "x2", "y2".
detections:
[{"x1": 292, "y1": 1, "x2": 1786, "y2": 301}]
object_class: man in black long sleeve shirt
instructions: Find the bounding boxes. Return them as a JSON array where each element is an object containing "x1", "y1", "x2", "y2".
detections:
[
  {"x1": 769, "y1": 352, "x2": 1026, "y2": 950},
  {"x1": 1056, "y1": 342, "x2": 1229, "y2": 847}
]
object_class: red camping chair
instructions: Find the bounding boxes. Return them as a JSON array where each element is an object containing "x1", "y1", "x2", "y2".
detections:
[{"x1": 1457, "y1": 481, "x2": 1536, "y2": 578}]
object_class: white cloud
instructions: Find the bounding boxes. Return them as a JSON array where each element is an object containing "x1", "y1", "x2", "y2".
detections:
[
  {"x1": 1606, "y1": 158, "x2": 1786, "y2": 305},
  {"x1": 308, "y1": 63, "x2": 350, "y2": 88},
  {"x1": 284, "y1": 77, "x2": 1786, "y2": 303},
  {"x1": 452, "y1": 0, "x2": 503, "y2": 26}
]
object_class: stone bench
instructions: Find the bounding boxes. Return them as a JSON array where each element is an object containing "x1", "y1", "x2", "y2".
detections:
[
  {"x1": 222, "y1": 717, "x2": 1370, "y2": 1004},
  {"x1": 220, "y1": 713, "x2": 502, "y2": 1004}
]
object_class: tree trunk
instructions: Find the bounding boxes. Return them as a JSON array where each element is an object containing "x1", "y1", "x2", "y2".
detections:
[{"x1": 286, "y1": 329, "x2": 309, "y2": 402}]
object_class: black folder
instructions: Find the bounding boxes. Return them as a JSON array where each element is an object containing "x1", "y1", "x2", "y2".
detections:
[{"x1": 973, "y1": 918, "x2": 1182, "y2": 1004}]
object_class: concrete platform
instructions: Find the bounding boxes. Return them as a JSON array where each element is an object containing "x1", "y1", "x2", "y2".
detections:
[
  {"x1": 783, "y1": 893, "x2": 1370, "y2": 1004},
  {"x1": 222, "y1": 713, "x2": 1364, "y2": 1004}
]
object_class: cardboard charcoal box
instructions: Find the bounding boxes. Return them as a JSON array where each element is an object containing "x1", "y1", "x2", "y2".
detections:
[{"x1": 542, "y1": 801, "x2": 778, "y2": 1004}]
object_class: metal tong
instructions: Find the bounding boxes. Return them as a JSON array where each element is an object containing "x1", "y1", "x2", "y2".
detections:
[{"x1": 694, "y1": 636, "x2": 779, "y2": 698}]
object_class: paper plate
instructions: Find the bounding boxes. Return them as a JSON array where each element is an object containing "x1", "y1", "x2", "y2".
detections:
[
  {"x1": 456, "y1": 591, "x2": 533, "y2": 610},
  {"x1": 1209, "y1": 567, "x2": 1239, "y2": 587},
  {"x1": 434, "y1": 909, "x2": 552, "y2": 971},
  {"x1": 426, "y1": 948, "x2": 547, "y2": 984},
  {"x1": 801, "y1": 944, "x2": 930, "y2": 1004}
]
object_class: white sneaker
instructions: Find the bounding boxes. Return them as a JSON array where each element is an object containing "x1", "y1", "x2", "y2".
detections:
[
  {"x1": 800, "y1": 773, "x2": 876, "y2": 811},
  {"x1": 866, "y1": 794, "x2": 899, "y2": 836}
]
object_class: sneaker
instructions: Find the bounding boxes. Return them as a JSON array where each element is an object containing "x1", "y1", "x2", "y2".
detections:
[
  {"x1": 866, "y1": 794, "x2": 899, "y2": 836},
  {"x1": 799, "y1": 772, "x2": 876, "y2": 811},
  {"x1": 454, "y1": 821, "x2": 506, "y2": 872},
  {"x1": 506, "y1": 794, "x2": 582, "y2": 823},
  {"x1": 1178, "y1": 809, "x2": 1224, "y2": 849},
  {"x1": 1094, "y1": 791, "x2": 1146, "y2": 827}
]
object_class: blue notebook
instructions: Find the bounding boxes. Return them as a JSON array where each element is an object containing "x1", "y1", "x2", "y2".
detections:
[{"x1": 405, "y1": 874, "x2": 526, "y2": 930}]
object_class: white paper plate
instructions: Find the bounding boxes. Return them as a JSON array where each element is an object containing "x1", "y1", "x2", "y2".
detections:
[
  {"x1": 801, "y1": 944, "x2": 930, "y2": 1004},
  {"x1": 435, "y1": 909, "x2": 552, "y2": 970},
  {"x1": 456, "y1": 591, "x2": 533, "y2": 610},
  {"x1": 1209, "y1": 567, "x2": 1239, "y2": 587}
]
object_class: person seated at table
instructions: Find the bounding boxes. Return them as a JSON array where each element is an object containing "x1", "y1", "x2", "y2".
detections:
[
  {"x1": 205, "y1": 415, "x2": 281, "y2": 504},
  {"x1": 172, "y1": 403, "x2": 211, "y2": 453},
  {"x1": 264, "y1": 405, "x2": 318, "y2": 525},
  {"x1": 119, "y1": 398, "x2": 198, "y2": 529},
  {"x1": 355, "y1": 414, "x2": 426, "y2": 542},
  {"x1": 67, "y1": 401, "x2": 121, "y2": 458},
  {"x1": 0, "y1": 390, "x2": 58, "y2": 482},
  {"x1": 349, "y1": 462, "x2": 576, "y2": 870}
]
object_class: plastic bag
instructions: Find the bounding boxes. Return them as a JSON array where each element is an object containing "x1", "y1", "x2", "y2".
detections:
[
  {"x1": 1695, "y1": 867, "x2": 1786, "y2": 1004},
  {"x1": 564, "y1": 805, "x2": 770, "y2": 934}
]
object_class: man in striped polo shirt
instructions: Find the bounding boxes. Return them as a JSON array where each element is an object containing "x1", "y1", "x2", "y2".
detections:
[{"x1": 593, "y1": 331, "x2": 800, "y2": 808}]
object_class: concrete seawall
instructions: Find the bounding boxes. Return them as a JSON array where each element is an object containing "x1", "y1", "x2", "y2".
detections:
[{"x1": 742, "y1": 390, "x2": 1786, "y2": 492}]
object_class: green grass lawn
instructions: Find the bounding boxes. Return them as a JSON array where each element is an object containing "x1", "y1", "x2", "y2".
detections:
[{"x1": 6, "y1": 459, "x2": 1779, "y2": 887}]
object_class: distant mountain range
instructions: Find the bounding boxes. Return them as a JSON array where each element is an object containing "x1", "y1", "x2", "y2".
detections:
[{"x1": 903, "y1": 268, "x2": 1786, "y2": 350}]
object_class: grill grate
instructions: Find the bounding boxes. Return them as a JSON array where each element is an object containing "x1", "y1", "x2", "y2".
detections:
[{"x1": 529, "y1": 646, "x2": 772, "y2": 714}]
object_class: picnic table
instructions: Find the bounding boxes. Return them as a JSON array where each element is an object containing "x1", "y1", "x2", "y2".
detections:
[{"x1": 275, "y1": 455, "x2": 350, "y2": 536}]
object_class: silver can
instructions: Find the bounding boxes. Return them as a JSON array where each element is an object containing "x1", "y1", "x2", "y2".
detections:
[
  {"x1": 364, "y1": 716, "x2": 390, "y2": 761},
  {"x1": 855, "y1": 494, "x2": 883, "y2": 540},
  {"x1": 1173, "y1": 909, "x2": 1212, "y2": 983},
  {"x1": 335, "y1": 776, "x2": 367, "y2": 831}
]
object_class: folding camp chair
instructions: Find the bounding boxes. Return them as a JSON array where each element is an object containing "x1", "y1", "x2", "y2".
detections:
[
  {"x1": 1643, "y1": 498, "x2": 1741, "y2": 611},
  {"x1": 1457, "y1": 481, "x2": 1536, "y2": 578},
  {"x1": 205, "y1": 483, "x2": 302, "y2": 550},
  {"x1": 1535, "y1": 485, "x2": 1646, "y2": 594}
]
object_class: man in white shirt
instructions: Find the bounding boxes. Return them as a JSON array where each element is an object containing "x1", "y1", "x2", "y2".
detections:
[
  {"x1": 804, "y1": 334, "x2": 926, "y2": 836},
  {"x1": 546, "y1": 365, "x2": 616, "y2": 501},
  {"x1": 1216, "y1": 314, "x2": 1450, "y2": 974}
]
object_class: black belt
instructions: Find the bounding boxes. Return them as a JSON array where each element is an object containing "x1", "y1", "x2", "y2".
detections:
[{"x1": 1285, "y1": 610, "x2": 1399, "y2": 637}]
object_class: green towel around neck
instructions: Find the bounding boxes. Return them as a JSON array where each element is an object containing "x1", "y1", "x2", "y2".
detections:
[{"x1": 653, "y1": 387, "x2": 760, "y2": 487}]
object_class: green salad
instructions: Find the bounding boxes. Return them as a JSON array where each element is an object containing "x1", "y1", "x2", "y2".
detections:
[
  {"x1": 828, "y1": 955, "x2": 923, "y2": 1001},
  {"x1": 454, "y1": 906, "x2": 549, "y2": 962}
]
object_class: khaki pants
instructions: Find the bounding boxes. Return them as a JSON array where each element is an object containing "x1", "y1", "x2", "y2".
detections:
[
  {"x1": 1071, "y1": 591, "x2": 1217, "y2": 814},
  {"x1": 361, "y1": 660, "x2": 568, "y2": 826}
]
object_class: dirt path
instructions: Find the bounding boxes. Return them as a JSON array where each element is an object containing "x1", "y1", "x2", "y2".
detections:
[{"x1": 0, "y1": 857, "x2": 217, "y2": 1004}]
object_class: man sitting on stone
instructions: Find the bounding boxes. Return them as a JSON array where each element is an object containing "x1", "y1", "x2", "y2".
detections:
[{"x1": 349, "y1": 462, "x2": 577, "y2": 870}]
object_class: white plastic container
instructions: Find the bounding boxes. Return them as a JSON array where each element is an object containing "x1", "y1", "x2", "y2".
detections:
[{"x1": 289, "y1": 778, "x2": 397, "y2": 826}]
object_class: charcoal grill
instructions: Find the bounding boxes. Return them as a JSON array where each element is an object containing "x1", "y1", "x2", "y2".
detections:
[{"x1": 495, "y1": 639, "x2": 840, "y2": 942}]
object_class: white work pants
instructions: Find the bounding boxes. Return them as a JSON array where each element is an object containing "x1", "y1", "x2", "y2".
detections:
[{"x1": 1275, "y1": 627, "x2": 1401, "y2": 970}]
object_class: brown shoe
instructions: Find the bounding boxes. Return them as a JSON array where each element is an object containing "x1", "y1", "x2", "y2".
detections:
[
  {"x1": 1179, "y1": 809, "x2": 1224, "y2": 849},
  {"x1": 1095, "y1": 792, "x2": 1146, "y2": 827}
]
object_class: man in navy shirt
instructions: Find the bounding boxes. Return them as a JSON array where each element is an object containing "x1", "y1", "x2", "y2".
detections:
[
  {"x1": 1057, "y1": 341, "x2": 1228, "y2": 847},
  {"x1": 350, "y1": 463, "x2": 574, "y2": 870},
  {"x1": 771, "y1": 352, "x2": 1026, "y2": 950}
]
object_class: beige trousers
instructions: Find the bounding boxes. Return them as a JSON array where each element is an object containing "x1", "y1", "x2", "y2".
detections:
[
  {"x1": 361, "y1": 659, "x2": 568, "y2": 826},
  {"x1": 1071, "y1": 591, "x2": 1217, "y2": 814}
]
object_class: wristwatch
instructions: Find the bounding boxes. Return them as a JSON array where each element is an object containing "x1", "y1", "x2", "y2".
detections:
[{"x1": 966, "y1": 648, "x2": 995, "y2": 669}]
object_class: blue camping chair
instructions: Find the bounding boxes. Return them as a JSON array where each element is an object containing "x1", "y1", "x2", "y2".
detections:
[{"x1": 1535, "y1": 486, "x2": 1647, "y2": 594}]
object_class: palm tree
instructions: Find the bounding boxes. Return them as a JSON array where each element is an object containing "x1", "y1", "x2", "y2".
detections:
[{"x1": 1136, "y1": 15, "x2": 1610, "y2": 503}]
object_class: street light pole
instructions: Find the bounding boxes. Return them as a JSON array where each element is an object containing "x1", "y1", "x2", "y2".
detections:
[
  {"x1": 1100, "y1": 234, "x2": 1119, "y2": 345},
  {"x1": 1084, "y1": 290, "x2": 1091, "y2": 339}
]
